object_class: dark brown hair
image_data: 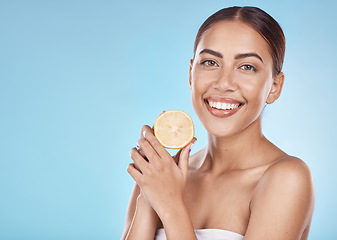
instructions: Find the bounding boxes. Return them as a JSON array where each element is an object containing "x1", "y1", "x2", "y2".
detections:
[{"x1": 193, "y1": 6, "x2": 285, "y2": 77}]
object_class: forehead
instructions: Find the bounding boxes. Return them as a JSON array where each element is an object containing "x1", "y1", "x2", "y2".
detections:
[{"x1": 197, "y1": 20, "x2": 272, "y2": 61}]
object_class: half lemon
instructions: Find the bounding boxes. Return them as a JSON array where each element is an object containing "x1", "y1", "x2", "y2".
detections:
[{"x1": 154, "y1": 110, "x2": 194, "y2": 149}]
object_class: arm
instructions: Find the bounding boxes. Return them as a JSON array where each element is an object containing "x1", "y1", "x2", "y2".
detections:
[
  {"x1": 121, "y1": 183, "x2": 159, "y2": 240},
  {"x1": 121, "y1": 125, "x2": 161, "y2": 240},
  {"x1": 124, "y1": 192, "x2": 159, "y2": 240},
  {"x1": 245, "y1": 157, "x2": 315, "y2": 240},
  {"x1": 157, "y1": 199, "x2": 197, "y2": 240},
  {"x1": 127, "y1": 126, "x2": 197, "y2": 240},
  {"x1": 121, "y1": 183, "x2": 140, "y2": 240}
]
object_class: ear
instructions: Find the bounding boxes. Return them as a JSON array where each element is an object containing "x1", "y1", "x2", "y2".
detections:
[
  {"x1": 266, "y1": 72, "x2": 284, "y2": 104},
  {"x1": 189, "y1": 59, "x2": 193, "y2": 87}
]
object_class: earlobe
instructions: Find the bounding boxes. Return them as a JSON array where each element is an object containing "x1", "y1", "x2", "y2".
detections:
[{"x1": 266, "y1": 72, "x2": 285, "y2": 104}]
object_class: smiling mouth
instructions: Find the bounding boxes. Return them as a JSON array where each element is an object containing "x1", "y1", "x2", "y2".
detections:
[
  {"x1": 204, "y1": 98, "x2": 244, "y2": 118},
  {"x1": 205, "y1": 99, "x2": 244, "y2": 110}
]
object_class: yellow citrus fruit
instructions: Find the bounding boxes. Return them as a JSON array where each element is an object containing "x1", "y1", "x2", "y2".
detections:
[{"x1": 154, "y1": 110, "x2": 194, "y2": 149}]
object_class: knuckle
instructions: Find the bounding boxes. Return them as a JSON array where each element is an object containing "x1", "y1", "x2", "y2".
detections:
[
  {"x1": 141, "y1": 139, "x2": 150, "y2": 149},
  {"x1": 145, "y1": 132, "x2": 159, "y2": 146},
  {"x1": 129, "y1": 148, "x2": 136, "y2": 158},
  {"x1": 136, "y1": 139, "x2": 145, "y2": 148},
  {"x1": 126, "y1": 164, "x2": 131, "y2": 172},
  {"x1": 127, "y1": 163, "x2": 134, "y2": 173},
  {"x1": 138, "y1": 149, "x2": 146, "y2": 158}
]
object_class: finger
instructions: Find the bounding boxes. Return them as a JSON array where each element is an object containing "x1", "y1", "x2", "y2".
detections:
[
  {"x1": 129, "y1": 147, "x2": 149, "y2": 174},
  {"x1": 135, "y1": 141, "x2": 147, "y2": 160},
  {"x1": 143, "y1": 130, "x2": 171, "y2": 159},
  {"x1": 140, "y1": 125, "x2": 153, "y2": 139},
  {"x1": 173, "y1": 148, "x2": 183, "y2": 164},
  {"x1": 136, "y1": 138, "x2": 161, "y2": 163},
  {"x1": 173, "y1": 137, "x2": 195, "y2": 164},
  {"x1": 173, "y1": 137, "x2": 197, "y2": 162},
  {"x1": 137, "y1": 148, "x2": 148, "y2": 161},
  {"x1": 178, "y1": 138, "x2": 197, "y2": 177},
  {"x1": 127, "y1": 163, "x2": 143, "y2": 184}
]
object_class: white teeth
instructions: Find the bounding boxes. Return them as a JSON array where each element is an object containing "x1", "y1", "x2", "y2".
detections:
[{"x1": 208, "y1": 100, "x2": 240, "y2": 110}]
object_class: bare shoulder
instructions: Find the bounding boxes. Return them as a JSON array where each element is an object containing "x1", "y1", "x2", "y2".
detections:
[
  {"x1": 263, "y1": 156, "x2": 313, "y2": 183},
  {"x1": 246, "y1": 156, "x2": 315, "y2": 239},
  {"x1": 253, "y1": 156, "x2": 315, "y2": 204}
]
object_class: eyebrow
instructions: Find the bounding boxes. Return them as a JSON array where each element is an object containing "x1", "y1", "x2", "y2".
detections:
[
  {"x1": 235, "y1": 52, "x2": 263, "y2": 63},
  {"x1": 199, "y1": 49, "x2": 223, "y2": 58},
  {"x1": 199, "y1": 48, "x2": 263, "y2": 63}
]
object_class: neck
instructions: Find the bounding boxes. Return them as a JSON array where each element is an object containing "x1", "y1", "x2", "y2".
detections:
[{"x1": 203, "y1": 118, "x2": 269, "y2": 172}]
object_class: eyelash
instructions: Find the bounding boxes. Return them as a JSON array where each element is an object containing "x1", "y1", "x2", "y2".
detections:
[
  {"x1": 200, "y1": 60, "x2": 219, "y2": 67},
  {"x1": 200, "y1": 60, "x2": 257, "y2": 72},
  {"x1": 239, "y1": 64, "x2": 257, "y2": 72}
]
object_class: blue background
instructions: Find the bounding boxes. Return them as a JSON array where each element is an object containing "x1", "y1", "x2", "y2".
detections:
[{"x1": 1, "y1": 0, "x2": 336, "y2": 239}]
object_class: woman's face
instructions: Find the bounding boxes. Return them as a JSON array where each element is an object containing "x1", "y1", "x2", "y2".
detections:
[{"x1": 190, "y1": 20, "x2": 283, "y2": 138}]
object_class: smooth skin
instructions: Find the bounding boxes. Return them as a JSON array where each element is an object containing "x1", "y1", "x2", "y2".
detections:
[{"x1": 122, "y1": 20, "x2": 315, "y2": 240}]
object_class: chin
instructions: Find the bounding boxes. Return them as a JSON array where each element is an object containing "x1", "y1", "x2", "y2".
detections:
[{"x1": 206, "y1": 125, "x2": 240, "y2": 138}]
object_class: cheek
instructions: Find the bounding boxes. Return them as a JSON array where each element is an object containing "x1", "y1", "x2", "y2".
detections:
[
  {"x1": 239, "y1": 75, "x2": 272, "y2": 102},
  {"x1": 190, "y1": 74, "x2": 210, "y2": 115},
  {"x1": 191, "y1": 68, "x2": 215, "y2": 93},
  {"x1": 190, "y1": 78, "x2": 209, "y2": 105},
  {"x1": 190, "y1": 80, "x2": 202, "y2": 109}
]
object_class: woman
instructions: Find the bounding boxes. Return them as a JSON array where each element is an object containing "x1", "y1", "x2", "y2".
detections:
[{"x1": 122, "y1": 6, "x2": 315, "y2": 240}]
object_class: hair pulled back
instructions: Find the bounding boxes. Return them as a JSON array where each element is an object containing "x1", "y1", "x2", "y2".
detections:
[{"x1": 194, "y1": 6, "x2": 285, "y2": 77}]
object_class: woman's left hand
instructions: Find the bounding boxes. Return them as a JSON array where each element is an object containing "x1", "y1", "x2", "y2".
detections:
[{"x1": 127, "y1": 125, "x2": 196, "y2": 218}]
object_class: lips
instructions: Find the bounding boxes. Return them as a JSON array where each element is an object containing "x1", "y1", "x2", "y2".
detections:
[{"x1": 204, "y1": 96, "x2": 244, "y2": 118}]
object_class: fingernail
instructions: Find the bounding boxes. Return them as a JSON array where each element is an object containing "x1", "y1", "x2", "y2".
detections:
[
  {"x1": 143, "y1": 130, "x2": 146, "y2": 138},
  {"x1": 189, "y1": 138, "x2": 197, "y2": 150}
]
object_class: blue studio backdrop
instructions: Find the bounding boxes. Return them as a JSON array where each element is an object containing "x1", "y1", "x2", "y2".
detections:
[{"x1": 0, "y1": 0, "x2": 336, "y2": 239}]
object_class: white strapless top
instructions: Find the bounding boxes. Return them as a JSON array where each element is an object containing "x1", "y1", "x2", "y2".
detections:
[{"x1": 154, "y1": 228, "x2": 244, "y2": 240}]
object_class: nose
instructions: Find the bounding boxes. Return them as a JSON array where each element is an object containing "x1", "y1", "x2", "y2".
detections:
[{"x1": 213, "y1": 68, "x2": 238, "y2": 92}]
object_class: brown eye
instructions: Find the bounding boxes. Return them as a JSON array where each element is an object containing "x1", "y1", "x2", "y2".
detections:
[
  {"x1": 240, "y1": 64, "x2": 257, "y2": 72},
  {"x1": 201, "y1": 60, "x2": 218, "y2": 67}
]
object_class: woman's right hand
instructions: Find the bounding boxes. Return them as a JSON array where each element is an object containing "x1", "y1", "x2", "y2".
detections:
[
  {"x1": 134, "y1": 125, "x2": 160, "y2": 211},
  {"x1": 122, "y1": 125, "x2": 160, "y2": 240}
]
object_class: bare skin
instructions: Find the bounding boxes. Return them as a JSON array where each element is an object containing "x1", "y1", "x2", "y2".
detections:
[{"x1": 121, "y1": 20, "x2": 315, "y2": 240}]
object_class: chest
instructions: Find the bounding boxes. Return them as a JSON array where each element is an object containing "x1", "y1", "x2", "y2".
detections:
[{"x1": 182, "y1": 172, "x2": 259, "y2": 233}]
